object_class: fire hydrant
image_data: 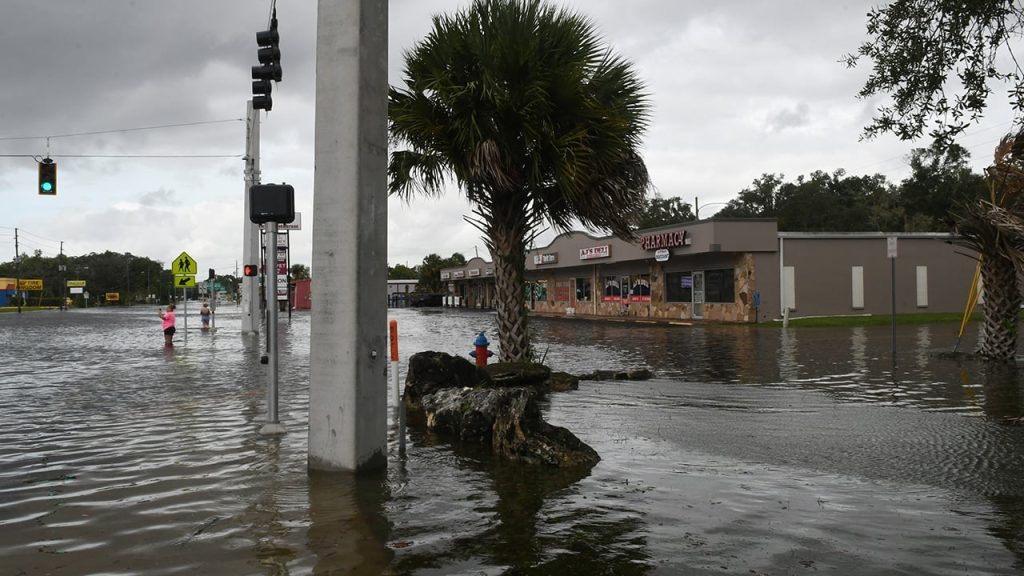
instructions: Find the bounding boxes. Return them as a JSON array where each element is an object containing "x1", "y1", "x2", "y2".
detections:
[{"x1": 469, "y1": 332, "x2": 494, "y2": 367}]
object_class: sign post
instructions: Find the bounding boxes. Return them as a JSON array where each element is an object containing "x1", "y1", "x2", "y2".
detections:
[
  {"x1": 174, "y1": 251, "x2": 198, "y2": 345},
  {"x1": 887, "y1": 237, "x2": 897, "y2": 367}
]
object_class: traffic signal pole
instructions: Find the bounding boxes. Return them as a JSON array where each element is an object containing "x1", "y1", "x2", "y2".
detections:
[{"x1": 241, "y1": 101, "x2": 261, "y2": 334}]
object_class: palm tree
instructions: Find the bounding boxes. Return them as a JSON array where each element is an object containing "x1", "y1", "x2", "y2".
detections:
[
  {"x1": 952, "y1": 134, "x2": 1024, "y2": 360},
  {"x1": 388, "y1": 0, "x2": 651, "y2": 361}
]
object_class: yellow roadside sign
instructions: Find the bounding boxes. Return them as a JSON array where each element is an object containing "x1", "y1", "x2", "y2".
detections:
[
  {"x1": 105, "y1": 292, "x2": 120, "y2": 302},
  {"x1": 173, "y1": 251, "x2": 197, "y2": 275},
  {"x1": 175, "y1": 274, "x2": 196, "y2": 288},
  {"x1": 16, "y1": 279, "x2": 43, "y2": 290},
  {"x1": 67, "y1": 280, "x2": 87, "y2": 287}
]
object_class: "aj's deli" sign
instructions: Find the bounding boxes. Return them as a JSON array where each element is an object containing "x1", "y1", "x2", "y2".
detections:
[{"x1": 639, "y1": 230, "x2": 688, "y2": 250}]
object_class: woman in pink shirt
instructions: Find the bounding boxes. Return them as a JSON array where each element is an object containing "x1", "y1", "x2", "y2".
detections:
[{"x1": 158, "y1": 304, "x2": 176, "y2": 346}]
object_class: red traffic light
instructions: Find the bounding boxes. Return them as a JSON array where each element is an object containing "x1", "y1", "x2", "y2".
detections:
[{"x1": 243, "y1": 264, "x2": 259, "y2": 277}]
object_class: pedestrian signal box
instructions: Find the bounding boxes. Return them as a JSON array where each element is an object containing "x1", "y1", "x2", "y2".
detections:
[{"x1": 243, "y1": 264, "x2": 259, "y2": 277}]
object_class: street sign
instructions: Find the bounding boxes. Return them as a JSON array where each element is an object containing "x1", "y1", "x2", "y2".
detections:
[
  {"x1": 67, "y1": 280, "x2": 87, "y2": 287},
  {"x1": 279, "y1": 211, "x2": 302, "y2": 230},
  {"x1": 173, "y1": 251, "x2": 198, "y2": 275},
  {"x1": 887, "y1": 237, "x2": 898, "y2": 259},
  {"x1": 70, "y1": 287, "x2": 83, "y2": 294},
  {"x1": 16, "y1": 279, "x2": 43, "y2": 290},
  {"x1": 175, "y1": 275, "x2": 196, "y2": 288}
]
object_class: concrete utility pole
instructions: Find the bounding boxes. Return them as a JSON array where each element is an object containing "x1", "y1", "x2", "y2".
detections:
[
  {"x1": 308, "y1": 0, "x2": 388, "y2": 472},
  {"x1": 241, "y1": 100, "x2": 262, "y2": 334}
]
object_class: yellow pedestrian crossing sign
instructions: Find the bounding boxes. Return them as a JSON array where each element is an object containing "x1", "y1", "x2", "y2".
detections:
[
  {"x1": 173, "y1": 251, "x2": 197, "y2": 275},
  {"x1": 175, "y1": 275, "x2": 196, "y2": 288}
]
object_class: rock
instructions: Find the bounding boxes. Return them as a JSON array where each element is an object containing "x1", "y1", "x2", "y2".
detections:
[
  {"x1": 404, "y1": 351, "x2": 490, "y2": 411},
  {"x1": 492, "y1": 390, "x2": 600, "y2": 468},
  {"x1": 577, "y1": 368, "x2": 653, "y2": 381},
  {"x1": 546, "y1": 372, "x2": 579, "y2": 392},
  {"x1": 484, "y1": 361, "x2": 552, "y2": 388},
  {"x1": 420, "y1": 386, "x2": 599, "y2": 468}
]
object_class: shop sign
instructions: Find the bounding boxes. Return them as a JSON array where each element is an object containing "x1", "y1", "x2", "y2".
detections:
[
  {"x1": 533, "y1": 253, "x2": 558, "y2": 265},
  {"x1": 640, "y1": 230, "x2": 688, "y2": 250},
  {"x1": 67, "y1": 280, "x2": 87, "y2": 287},
  {"x1": 485, "y1": 267, "x2": 493, "y2": 275},
  {"x1": 579, "y1": 245, "x2": 610, "y2": 260},
  {"x1": 468, "y1": 268, "x2": 481, "y2": 277},
  {"x1": 105, "y1": 292, "x2": 120, "y2": 302},
  {"x1": 654, "y1": 248, "x2": 670, "y2": 262},
  {"x1": 453, "y1": 270, "x2": 465, "y2": 279},
  {"x1": 16, "y1": 279, "x2": 43, "y2": 290},
  {"x1": 70, "y1": 287, "x2": 83, "y2": 294},
  {"x1": 440, "y1": 272, "x2": 451, "y2": 280}
]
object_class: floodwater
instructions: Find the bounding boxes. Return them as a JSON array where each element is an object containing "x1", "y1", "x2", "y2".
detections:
[{"x1": 0, "y1": 306, "x2": 1022, "y2": 575}]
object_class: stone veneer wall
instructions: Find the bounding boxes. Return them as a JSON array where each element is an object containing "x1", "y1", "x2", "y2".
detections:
[{"x1": 527, "y1": 253, "x2": 757, "y2": 323}]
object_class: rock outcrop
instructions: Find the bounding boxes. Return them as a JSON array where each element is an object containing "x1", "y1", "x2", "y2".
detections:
[
  {"x1": 404, "y1": 351, "x2": 598, "y2": 468},
  {"x1": 576, "y1": 368, "x2": 653, "y2": 381}
]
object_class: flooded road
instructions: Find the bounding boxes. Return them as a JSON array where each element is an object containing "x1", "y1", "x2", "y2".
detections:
[{"x1": 1, "y1": 307, "x2": 1022, "y2": 575}]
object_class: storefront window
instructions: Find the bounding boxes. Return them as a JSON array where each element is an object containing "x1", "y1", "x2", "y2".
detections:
[
  {"x1": 704, "y1": 269, "x2": 735, "y2": 303},
  {"x1": 575, "y1": 278, "x2": 592, "y2": 302},
  {"x1": 525, "y1": 281, "x2": 547, "y2": 302},
  {"x1": 666, "y1": 272, "x2": 692, "y2": 302},
  {"x1": 630, "y1": 275, "x2": 651, "y2": 302},
  {"x1": 602, "y1": 276, "x2": 621, "y2": 302}
]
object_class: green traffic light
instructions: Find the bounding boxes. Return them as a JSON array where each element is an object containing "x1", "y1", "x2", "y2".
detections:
[{"x1": 41, "y1": 182, "x2": 53, "y2": 192}]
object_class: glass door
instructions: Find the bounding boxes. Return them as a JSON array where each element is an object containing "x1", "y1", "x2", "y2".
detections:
[{"x1": 692, "y1": 271, "x2": 705, "y2": 319}]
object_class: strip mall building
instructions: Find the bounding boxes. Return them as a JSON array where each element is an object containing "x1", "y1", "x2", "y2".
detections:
[{"x1": 439, "y1": 219, "x2": 979, "y2": 322}]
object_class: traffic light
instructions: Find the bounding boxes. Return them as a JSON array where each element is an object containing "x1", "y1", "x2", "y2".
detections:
[
  {"x1": 209, "y1": 268, "x2": 216, "y2": 280},
  {"x1": 252, "y1": 14, "x2": 281, "y2": 111},
  {"x1": 243, "y1": 264, "x2": 259, "y2": 277},
  {"x1": 38, "y1": 158, "x2": 57, "y2": 195}
]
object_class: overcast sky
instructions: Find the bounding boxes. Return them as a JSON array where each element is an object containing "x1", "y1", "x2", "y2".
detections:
[{"x1": 2, "y1": 0, "x2": 1018, "y2": 276}]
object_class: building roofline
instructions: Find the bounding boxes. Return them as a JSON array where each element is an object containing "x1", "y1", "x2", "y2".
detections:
[{"x1": 778, "y1": 231, "x2": 956, "y2": 239}]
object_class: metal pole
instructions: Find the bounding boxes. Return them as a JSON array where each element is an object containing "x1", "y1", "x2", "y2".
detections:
[
  {"x1": 261, "y1": 223, "x2": 285, "y2": 435},
  {"x1": 242, "y1": 101, "x2": 262, "y2": 334},
  {"x1": 60, "y1": 241, "x2": 65, "y2": 311},
  {"x1": 891, "y1": 256, "x2": 896, "y2": 366},
  {"x1": 14, "y1": 228, "x2": 20, "y2": 313},
  {"x1": 183, "y1": 288, "x2": 188, "y2": 345}
]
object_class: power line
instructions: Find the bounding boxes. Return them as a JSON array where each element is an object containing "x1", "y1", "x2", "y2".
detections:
[{"x1": 0, "y1": 118, "x2": 244, "y2": 142}]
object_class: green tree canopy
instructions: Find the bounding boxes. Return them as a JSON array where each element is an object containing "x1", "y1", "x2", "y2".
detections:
[
  {"x1": 416, "y1": 252, "x2": 466, "y2": 294},
  {"x1": 290, "y1": 263, "x2": 311, "y2": 281},
  {"x1": 634, "y1": 196, "x2": 694, "y2": 229},
  {"x1": 846, "y1": 0, "x2": 1024, "y2": 144},
  {"x1": 388, "y1": 263, "x2": 419, "y2": 280}
]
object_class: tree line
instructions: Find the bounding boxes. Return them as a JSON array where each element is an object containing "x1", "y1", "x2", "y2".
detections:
[{"x1": 0, "y1": 251, "x2": 240, "y2": 307}]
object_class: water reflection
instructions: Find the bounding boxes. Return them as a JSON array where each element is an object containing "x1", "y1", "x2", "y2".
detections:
[
  {"x1": 391, "y1": 431, "x2": 650, "y2": 575},
  {"x1": 307, "y1": 471, "x2": 393, "y2": 575}
]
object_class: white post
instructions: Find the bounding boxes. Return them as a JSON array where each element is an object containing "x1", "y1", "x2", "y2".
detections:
[
  {"x1": 309, "y1": 0, "x2": 388, "y2": 472},
  {"x1": 182, "y1": 288, "x2": 188, "y2": 344},
  {"x1": 241, "y1": 101, "x2": 262, "y2": 334}
]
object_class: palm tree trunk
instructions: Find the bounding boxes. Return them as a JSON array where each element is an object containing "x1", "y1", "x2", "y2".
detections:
[
  {"x1": 978, "y1": 252, "x2": 1021, "y2": 360},
  {"x1": 491, "y1": 219, "x2": 530, "y2": 362}
]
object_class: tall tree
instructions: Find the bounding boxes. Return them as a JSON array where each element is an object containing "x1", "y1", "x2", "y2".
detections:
[
  {"x1": 634, "y1": 196, "x2": 694, "y2": 229},
  {"x1": 716, "y1": 173, "x2": 785, "y2": 218},
  {"x1": 389, "y1": 0, "x2": 651, "y2": 361},
  {"x1": 897, "y1": 142, "x2": 987, "y2": 231},
  {"x1": 417, "y1": 252, "x2": 467, "y2": 294},
  {"x1": 846, "y1": 0, "x2": 1024, "y2": 145},
  {"x1": 388, "y1": 263, "x2": 419, "y2": 280},
  {"x1": 290, "y1": 264, "x2": 311, "y2": 281}
]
